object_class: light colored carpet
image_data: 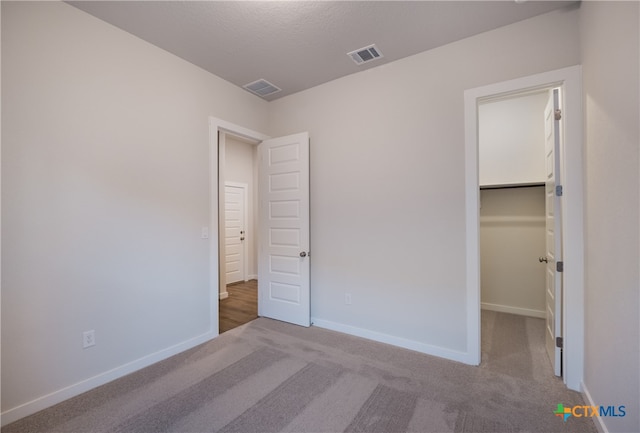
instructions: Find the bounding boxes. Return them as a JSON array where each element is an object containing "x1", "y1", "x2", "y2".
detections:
[{"x1": 2, "y1": 311, "x2": 596, "y2": 433}]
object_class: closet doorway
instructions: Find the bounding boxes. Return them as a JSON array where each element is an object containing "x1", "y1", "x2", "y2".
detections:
[
  {"x1": 465, "y1": 66, "x2": 584, "y2": 391},
  {"x1": 218, "y1": 132, "x2": 259, "y2": 333},
  {"x1": 478, "y1": 89, "x2": 561, "y2": 377}
]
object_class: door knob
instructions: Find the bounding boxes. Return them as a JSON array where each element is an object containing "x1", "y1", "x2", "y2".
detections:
[
  {"x1": 539, "y1": 256, "x2": 548, "y2": 263},
  {"x1": 299, "y1": 252, "x2": 307, "y2": 258}
]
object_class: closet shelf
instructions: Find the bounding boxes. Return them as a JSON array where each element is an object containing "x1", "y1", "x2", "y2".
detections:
[{"x1": 480, "y1": 182, "x2": 544, "y2": 190}]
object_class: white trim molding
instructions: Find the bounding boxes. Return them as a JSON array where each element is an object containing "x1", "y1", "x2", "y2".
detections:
[
  {"x1": 312, "y1": 318, "x2": 472, "y2": 364},
  {"x1": 582, "y1": 382, "x2": 607, "y2": 433},
  {"x1": 0, "y1": 331, "x2": 214, "y2": 427}
]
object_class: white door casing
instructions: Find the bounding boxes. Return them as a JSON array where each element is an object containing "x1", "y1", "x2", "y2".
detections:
[
  {"x1": 544, "y1": 88, "x2": 563, "y2": 376},
  {"x1": 258, "y1": 132, "x2": 311, "y2": 327},
  {"x1": 464, "y1": 66, "x2": 584, "y2": 391},
  {"x1": 224, "y1": 183, "x2": 247, "y2": 284},
  {"x1": 210, "y1": 118, "x2": 269, "y2": 335}
]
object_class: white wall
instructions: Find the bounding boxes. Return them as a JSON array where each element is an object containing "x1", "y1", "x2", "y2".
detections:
[
  {"x1": 224, "y1": 136, "x2": 258, "y2": 280},
  {"x1": 480, "y1": 187, "x2": 545, "y2": 317},
  {"x1": 581, "y1": 2, "x2": 640, "y2": 433},
  {"x1": 269, "y1": 7, "x2": 580, "y2": 358},
  {"x1": 478, "y1": 93, "x2": 548, "y2": 318},
  {"x1": 479, "y1": 91, "x2": 548, "y2": 187},
  {"x1": 1, "y1": 1, "x2": 268, "y2": 421}
]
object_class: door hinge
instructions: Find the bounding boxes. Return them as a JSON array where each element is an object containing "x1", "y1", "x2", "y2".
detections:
[
  {"x1": 555, "y1": 109, "x2": 562, "y2": 121},
  {"x1": 556, "y1": 336, "x2": 563, "y2": 348},
  {"x1": 555, "y1": 185, "x2": 563, "y2": 197},
  {"x1": 556, "y1": 261, "x2": 564, "y2": 272}
]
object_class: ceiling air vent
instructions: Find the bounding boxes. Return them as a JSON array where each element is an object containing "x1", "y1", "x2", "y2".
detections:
[
  {"x1": 347, "y1": 44, "x2": 383, "y2": 65},
  {"x1": 243, "y1": 79, "x2": 281, "y2": 97}
]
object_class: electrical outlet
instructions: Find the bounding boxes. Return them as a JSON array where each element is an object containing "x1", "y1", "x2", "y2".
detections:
[
  {"x1": 345, "y1": 293, "x2": 352, "y2": 305},
  {"x1": 201, "y1": 226, "x2": 209, "y2": 239},
  {"x1": 83, "y1": 330, "x2": 96, "y2": 349}
]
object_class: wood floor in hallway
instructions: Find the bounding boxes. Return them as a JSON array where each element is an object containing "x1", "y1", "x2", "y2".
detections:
[{"x1": 219, "y1": 279, "x2": 258, "y2": 333}]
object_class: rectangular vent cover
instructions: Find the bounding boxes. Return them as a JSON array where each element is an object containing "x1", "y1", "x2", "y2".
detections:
[
  {"x1": 243, "y1": 79, "x2": 281, "y2": 97},
  {"x1": 347, "y1": 44, "x2": 383, "y2": 65}
]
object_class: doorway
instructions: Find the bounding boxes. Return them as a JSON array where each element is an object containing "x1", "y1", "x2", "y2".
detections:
[
  {"x1": 477, "y1": 89, "x2": 556, "y2": 377},
  {"x1": 210, "y1": 120, "x2": 267, "y2": 335},
  {"x1": 464, "y1": 66, "x2": 584, "y2": 391},
  {"x1": 209, "y1": 118, "x2": 312, "y2": 335},
  {"x1": 218, "y1": 132, "x2": 259, "y2": 332}
]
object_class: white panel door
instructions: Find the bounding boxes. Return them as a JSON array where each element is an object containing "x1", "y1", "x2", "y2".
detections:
[
  {"x1": 225, "y1": 184, "x2": 246, "y2": 285},
  {"x1": 544, "y1": 89, "x2": 563, "y2": 376},
  {"x1": 258, "y1": 132, "x2": 310, "y2": 327}
]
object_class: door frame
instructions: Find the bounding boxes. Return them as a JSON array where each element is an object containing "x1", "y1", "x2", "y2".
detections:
[
  {"x1": 464, "y1": 65, "x2": 584, "y2": 391},
  {"x1": 209, "y1": 117, "x2": 269, "y2": 335}
]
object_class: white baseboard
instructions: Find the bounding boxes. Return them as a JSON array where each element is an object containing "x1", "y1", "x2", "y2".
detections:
[
  {"x1": 582, "y1": 382, "x2": 607, "y2": 433},
  {"x1": 219, "y1": 291, "x2": 229, "y2": 300},
  {"x1": 1, "y1": 331, "x2": 216, "y2": 427},
  {"x1": 481, "y1": 302, "x2": 545, "y2": 319},
  {"x1": 311, "y1": 317, "x2": 474, "y2": 365},
  {"x1": 247, "y1": 274, "x2": 258, "y2": 281}
]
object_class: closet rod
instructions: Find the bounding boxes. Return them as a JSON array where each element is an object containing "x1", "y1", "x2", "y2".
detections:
[{"x1": 480, "y1": 183, "x2": 544, "y2": 190}]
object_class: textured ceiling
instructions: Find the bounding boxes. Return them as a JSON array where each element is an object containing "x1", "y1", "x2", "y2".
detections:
[{"x1": 69, "y1": 1, "x2": 578, "y2": 101}]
